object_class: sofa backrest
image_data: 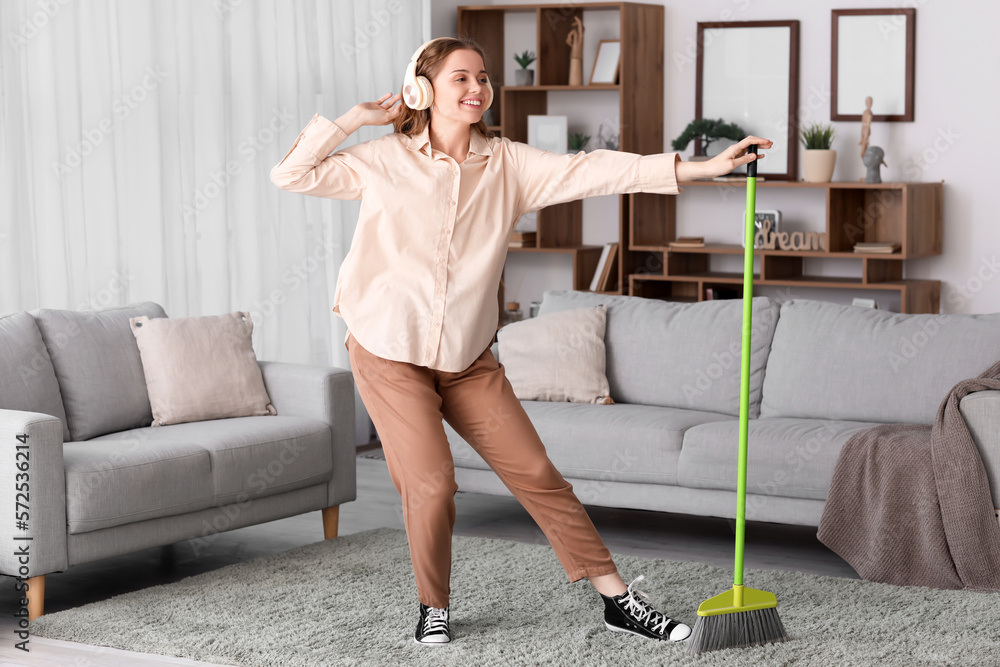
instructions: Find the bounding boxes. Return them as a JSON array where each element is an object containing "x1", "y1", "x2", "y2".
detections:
[
  {"x1": 31, "y1": 302, "x2": 168, "y2": 441},
  {"x1": 0, "y1": 311, "x2": 72, "y2": 442},
  {"x1": 760, "y1": 300, "x2": 1000, "y2": 424},
  {"x1": 538, "y1": 291, "x2": 780, "y2": 417}
]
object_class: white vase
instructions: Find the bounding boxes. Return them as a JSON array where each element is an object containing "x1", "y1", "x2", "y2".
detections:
[{"x1": 802, "y1": 149, "x2": 836, "y2": 182}]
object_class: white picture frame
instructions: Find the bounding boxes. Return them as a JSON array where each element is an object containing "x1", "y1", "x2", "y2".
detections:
[
  {"x1": 590, "y1": 40, "x2": 621, "y2": 85},
  {"x1": 528, "y1": 115, "x2": 567, "y2": 154}
]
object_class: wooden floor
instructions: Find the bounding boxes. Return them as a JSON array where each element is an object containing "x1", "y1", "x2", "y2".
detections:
[{"x1": 0, "y1": 446, "x2": 856, "y2": 665}]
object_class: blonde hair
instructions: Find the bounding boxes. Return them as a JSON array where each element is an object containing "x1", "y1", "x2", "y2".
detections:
[{"x1": 393, "y1": 37, "x2": 494, "y2": 140}]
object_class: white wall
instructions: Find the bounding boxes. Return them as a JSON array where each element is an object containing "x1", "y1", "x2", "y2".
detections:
[{"x1": 432, "y1": 0, "x2": 1000, "y2": 314}]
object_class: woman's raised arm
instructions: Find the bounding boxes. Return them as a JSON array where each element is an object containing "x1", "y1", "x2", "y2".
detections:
[{"x1": 269, "y1": 93, "x2": 403, "y2": 200}]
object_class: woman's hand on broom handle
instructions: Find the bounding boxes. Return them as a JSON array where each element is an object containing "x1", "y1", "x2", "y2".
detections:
[{"x1": 675, "y1": 136, "x2": 774, "y2": 181}]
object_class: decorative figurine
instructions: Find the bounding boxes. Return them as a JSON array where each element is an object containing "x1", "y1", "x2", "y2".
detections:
[
  {"x1": 566, "y1": 17, "x2": 584, "y2": 86},
  {"x1": 863, "y1": 146, "x2": 887, "y2": 184},
  {"x1": 859, "y1": 96, "x2": 873, "y2": 160}
]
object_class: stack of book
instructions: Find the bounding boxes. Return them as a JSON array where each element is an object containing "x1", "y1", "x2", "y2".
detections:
[
  {"x1": 509, "y1": 231, "x2": 536, "y2": 248},
  {"x1": 853, "y1": 242, "x2": 900, "y2": 254},
  {"x1": 589, "y1": 243, "x2": 619, "y2": 292},
  {"x1": 669, "y1": 236, "x2": 706, "y2": 248}
]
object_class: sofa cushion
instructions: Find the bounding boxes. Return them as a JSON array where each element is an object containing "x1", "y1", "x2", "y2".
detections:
[
  {"x1": 446, "y1": 402, "x2": 732, "y2": 486},
  {"x1": 0, "y1": 312, "x2": 71, "y2": 441},
  {"x1": 129, "y1": 312, "x2": 277, "y2": 426},
  {"x1": 677, "y1": 418, "x2": 875, "y2": 501},
  {"x1": 90, "y1": 415, "x2": 333, "y2": 504},
  {"x1": 760, "y1": 300, "x2": 1000, "y2": 424},
  {"x1": 66, "y1": 415, "x2": 333, "y2": 534},
  {"x1": 538, "y1": 291, "x2": 780, "y2": 417},
  {"x1": 63, "y1": 438, "x2": 214, "y2": 534},
  {"x1": 498, "y1": 305, "x2": 613, "y2": 404},
  {"x1": 33, "y1": 302, "x2": 167, "y2": 441}
]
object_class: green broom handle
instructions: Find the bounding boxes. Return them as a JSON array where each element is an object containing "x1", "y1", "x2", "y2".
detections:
[{"x1": 734, "y1": 145, "x2": 758, "y2": 590}]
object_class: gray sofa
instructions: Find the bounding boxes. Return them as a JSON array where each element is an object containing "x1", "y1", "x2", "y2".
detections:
[
  {"x1": 446, "y1": 291, "x2": 1000, "y2": 529},
  {"x1": 0, "y1": 302, "x2": 356, "y2": 620}
]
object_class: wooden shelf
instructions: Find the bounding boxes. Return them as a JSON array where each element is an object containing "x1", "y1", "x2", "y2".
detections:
[
  {"x1": 655, "y1": 243, "x2": 905, "y2": 260},
  {"x1": 502, "y1": 84, "x2": 620, "y2": 91},
  {"x1": 507, "y1": 245, "x2": 603, "y2": 253},
  {"x1": 679, "y1": 180, "x2": 938, "y2": 189},
  {"x1": 460, "y1": 2, "x2": 665, "y2": 309},
  {"x1": 626, "y1": 181, "x2": 943, "y2": 313}
]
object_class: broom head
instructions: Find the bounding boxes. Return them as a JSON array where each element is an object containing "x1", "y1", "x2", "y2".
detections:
[{"x1": 685, "y1": 585, "x2": 788, "y2": 655}]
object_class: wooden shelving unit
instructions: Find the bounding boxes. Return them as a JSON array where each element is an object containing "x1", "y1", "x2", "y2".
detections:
[
  {"x1": 457, "y1": 2, "x2": 664, "y2": 309},
  {"x1": 627, "y1": 180, "x2": 944, "y2": 313}
]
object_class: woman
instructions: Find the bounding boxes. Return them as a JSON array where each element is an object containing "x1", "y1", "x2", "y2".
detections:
[{"x1": 271, "y1": 37, "x2": 771, "y2": 646}]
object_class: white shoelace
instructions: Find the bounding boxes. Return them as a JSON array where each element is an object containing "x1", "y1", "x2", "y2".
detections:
[
  {"x1": 423, "y1": 606, "x2": 449, "y2": 635},
  {"x1": 620, "y1": 575, "x2": 672, "y2": 635}
]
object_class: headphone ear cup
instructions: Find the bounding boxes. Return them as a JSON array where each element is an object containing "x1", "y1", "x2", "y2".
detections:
[
  {"x1": 413, "y1": 75, "x2": 434, "y2": 110},
  {"x1": 482, "y1": 79, "x2": 494, "y2": 112}
]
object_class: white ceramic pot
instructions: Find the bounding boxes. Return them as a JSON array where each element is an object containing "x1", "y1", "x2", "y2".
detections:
[{"x1": 802, "y1": 149, "x2": 836, "y2": 182}]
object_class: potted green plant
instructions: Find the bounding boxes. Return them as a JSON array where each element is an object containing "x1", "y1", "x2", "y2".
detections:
[
  {"x1": 800, "y1": 122, "x2": 837, "y2": 182},
  {"x1": 568, "y1": 132, "x2": 591, "y2": 152},
  {"x1": 671, "y1": 118, "x2": 745, "y2": 160},
  {"x1": 514, "y1": 50, "x2": 536, "y2": 86}
]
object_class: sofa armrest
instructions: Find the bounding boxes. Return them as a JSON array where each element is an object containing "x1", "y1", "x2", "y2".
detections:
[
  {"x1": 258, "y1": 362, "x2": 357, "y2": 506},
  {"x1": 0, "y1": 410, "x2": 68, "y2": 577},
  {"x1": 960, "y1": 390, "x2": 1000, "y2": 511}
]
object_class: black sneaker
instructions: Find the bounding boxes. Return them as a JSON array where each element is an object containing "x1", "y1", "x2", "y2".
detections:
[
  {"x1": 414, "y1": 602, "x2": 451, "y2": 645},
  {"x1": 601, "y1": 575, "x2": 691, "y2": 642}
]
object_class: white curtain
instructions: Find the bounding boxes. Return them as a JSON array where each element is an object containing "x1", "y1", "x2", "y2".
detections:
[{"x1": 1, "y1": 0, "x2": 428, "y2": 443}]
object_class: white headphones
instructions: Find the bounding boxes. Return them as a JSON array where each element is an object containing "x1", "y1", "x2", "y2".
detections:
[{"x1": 402, "y1": 37, "x2": 494, "y2": 112}]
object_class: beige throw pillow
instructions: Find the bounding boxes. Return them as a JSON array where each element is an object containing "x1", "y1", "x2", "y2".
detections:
[
  {"x1": 498, "y1": 305, "x2": 614, "y2": 405},
  {"x1": 129, "y1": 312, "x2": 277, "y2": 426}
]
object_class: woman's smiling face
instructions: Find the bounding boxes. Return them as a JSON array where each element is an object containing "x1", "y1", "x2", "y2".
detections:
[{"x1": 430, "y1": 49, "x2": 489, "y2": 125}]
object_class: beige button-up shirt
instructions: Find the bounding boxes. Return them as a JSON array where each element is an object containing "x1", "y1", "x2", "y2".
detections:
[{"x1": 270, "y1": 113, "x2": 681, "y2": 372}]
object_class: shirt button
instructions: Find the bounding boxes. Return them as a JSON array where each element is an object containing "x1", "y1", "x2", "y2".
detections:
[{"x1": 449, "y1": 199, "x2": 456, "y2": 206}]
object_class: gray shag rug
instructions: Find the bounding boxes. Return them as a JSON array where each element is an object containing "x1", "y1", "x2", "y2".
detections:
[{"x1": 30, "y1": 527, "x2": 999, "y2": 666}]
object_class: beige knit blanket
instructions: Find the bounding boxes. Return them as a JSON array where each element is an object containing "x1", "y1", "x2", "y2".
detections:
[{"x1": 817, "y1": 359, "x2": 1000, "y2": 591}]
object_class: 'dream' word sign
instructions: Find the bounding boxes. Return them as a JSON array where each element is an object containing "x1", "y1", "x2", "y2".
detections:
[{"x1": 754, "y1": 220, "x2": 825, "y2": 251}]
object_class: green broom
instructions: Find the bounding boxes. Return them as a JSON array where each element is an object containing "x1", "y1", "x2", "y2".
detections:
[{"x1": 686, "y1": 145, "x2": 789, "y2": 654}]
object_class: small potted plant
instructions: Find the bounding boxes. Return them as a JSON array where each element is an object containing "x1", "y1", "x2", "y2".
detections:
[
  {"x1": 671, "y1": 118, "x2": 746, "y2": 160},
  {"x1": 800, "y1": 122, "x2": 837, "y2": 182},
  {"x1": 568, "y1": 132, "x2": 591, "y2": 152},
  {"x1": 514, "y1": 50, "x2": 536, "y2": 86}
]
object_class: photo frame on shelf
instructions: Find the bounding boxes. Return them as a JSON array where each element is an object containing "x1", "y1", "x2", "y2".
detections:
[
  {"x1": 528, "y1": 115, "x2": 568, "y2": 154},
  {"x1": 696, "y1": 20, "x2": 800, "y2": 180},
  {"x1": 741, "y1": 210, "x2": 781, "y2": 248},
  {"x1": 831, "y1": 8, "x2": 915, "y2": 122},
  {"x1": 589, "y1": 40, "x2": 621, "y2": 85}
]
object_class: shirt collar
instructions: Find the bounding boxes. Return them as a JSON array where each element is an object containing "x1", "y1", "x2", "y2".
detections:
[{"x1": 404, "y1": 125, "x2": 493, "y2": 158}]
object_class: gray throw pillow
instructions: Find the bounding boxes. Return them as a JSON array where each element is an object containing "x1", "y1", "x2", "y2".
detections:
[
  {"x1": 33, "y1": 302, "x2": 168, "y2": 441},
  {"x1": 0, "y1": 312, "x2": 71, "y2": 441}
]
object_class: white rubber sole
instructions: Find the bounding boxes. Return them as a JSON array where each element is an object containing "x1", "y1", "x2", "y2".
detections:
[
  {"x1": 413, "y1": 635, "x2": 451, "y2": 645},
  {"x1": 605, "y1": 621, "x2": 691, "y2": 642}
]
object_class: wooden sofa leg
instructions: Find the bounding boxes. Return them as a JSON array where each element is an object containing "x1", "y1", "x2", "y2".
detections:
[
  {"x1": 27, "y1": 575, "x2": 44, "y2": 621},
  {"x1": 322, "y1": 505, "x2": 340, "y2": 539}
]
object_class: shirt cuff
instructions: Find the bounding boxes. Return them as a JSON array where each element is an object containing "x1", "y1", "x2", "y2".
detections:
[
  {"x1": 294, "y1": 113, "x2": 352, "y2": 160},
  {"x1": 637, "y1": 152, "x2": 682, "y2": 195}
]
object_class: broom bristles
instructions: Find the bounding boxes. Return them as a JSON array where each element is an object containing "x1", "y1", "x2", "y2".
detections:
[{"x1": 685, "y1": 607, "x2": 788, "y2": 655}]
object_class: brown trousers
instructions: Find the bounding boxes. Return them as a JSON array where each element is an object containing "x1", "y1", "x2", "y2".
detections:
[{"x1": 346, "y1": 332, "x2": 618, "y2": 608}]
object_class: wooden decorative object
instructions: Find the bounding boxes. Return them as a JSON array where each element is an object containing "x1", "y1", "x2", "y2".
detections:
[
  {"x1": 754, "y1": 219, "x2": 825, "y2": 251},
  {"x1": 566, "y1": 17, "x2": 584, "y2": 86}
]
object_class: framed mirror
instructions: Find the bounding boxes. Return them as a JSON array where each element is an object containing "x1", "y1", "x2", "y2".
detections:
[
  {"x1": 696, "y1": 21, "x2": 800, "y2": 181},
  {"x1": 832, "y1": 8, "x2": 915, "y2": 122}
]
